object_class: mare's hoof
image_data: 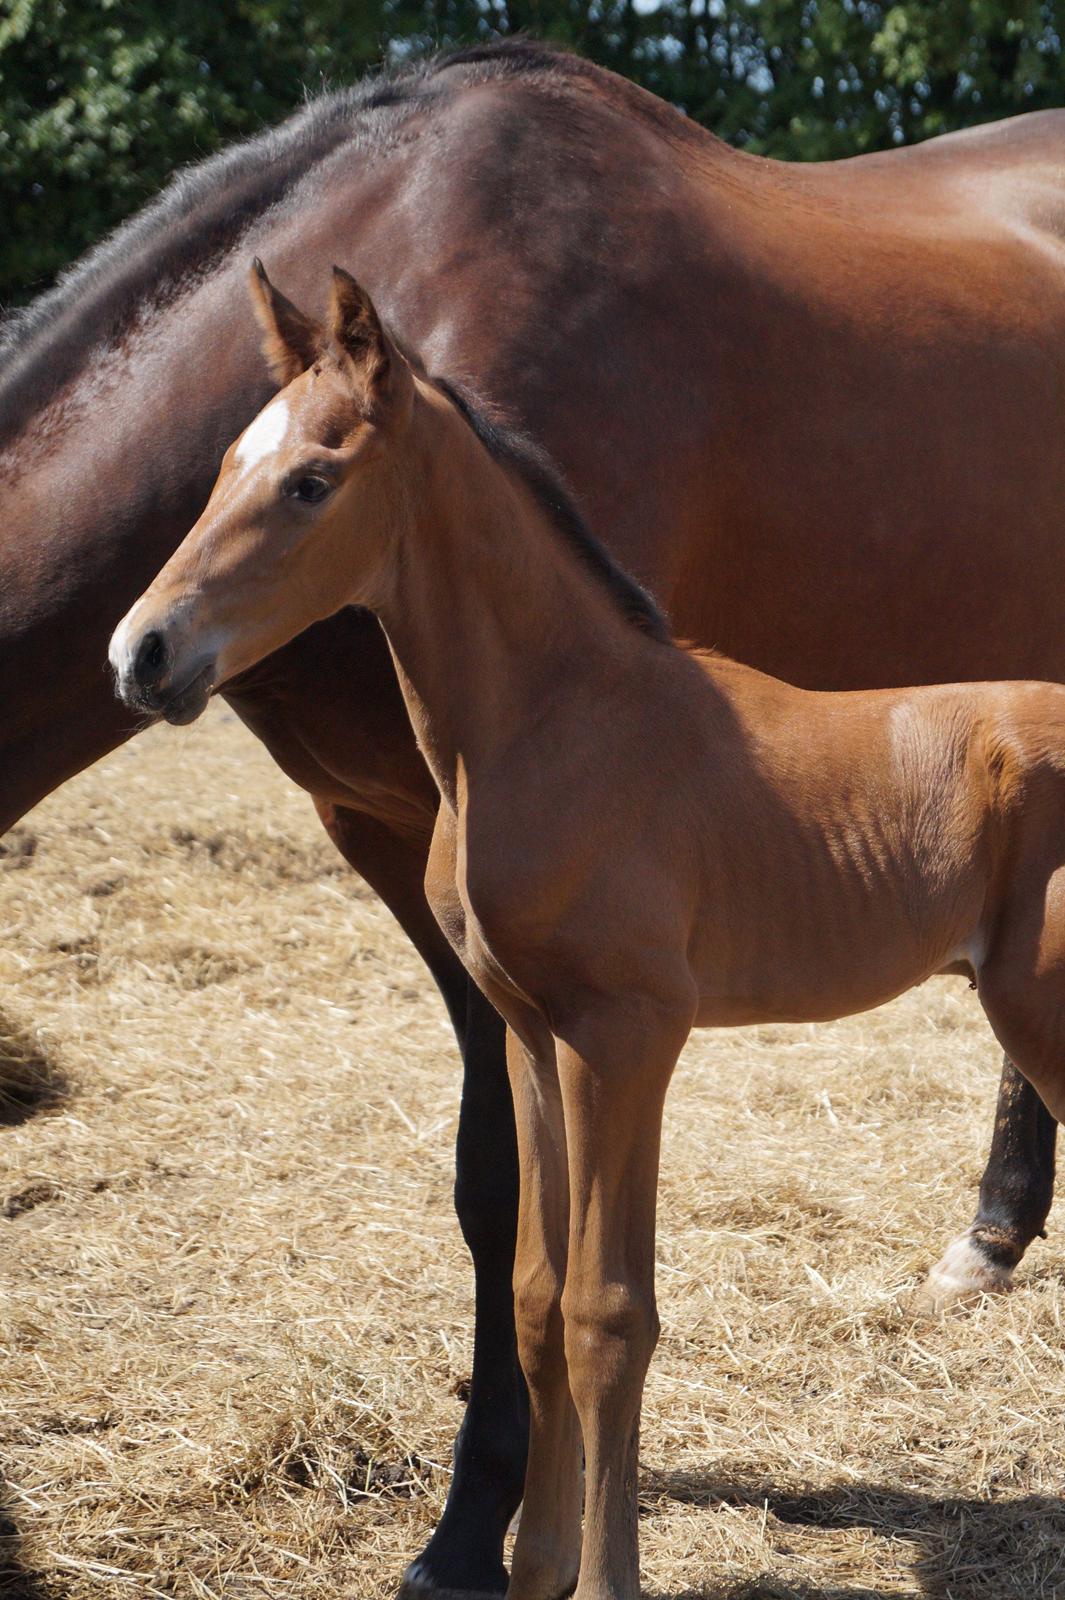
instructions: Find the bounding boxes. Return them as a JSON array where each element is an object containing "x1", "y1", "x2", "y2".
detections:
[
  {"x1": 398, "y1": 1559, "x2": 508, "y2": 1600},
  {"x1": 398, "y1": 1582, "x2": 506, "y2": 1600},
  {"x1": 908, "y1": 1229, "x2": 1015, "y2": 1315}
]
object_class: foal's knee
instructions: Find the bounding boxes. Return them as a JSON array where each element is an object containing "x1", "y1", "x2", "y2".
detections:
[
  {"x1": 561, "y1": 1282, "x2": 660, "y2": 1412},
  {"x1": 514, "y1": 1264, "x2": 566, "y2": 1387}
]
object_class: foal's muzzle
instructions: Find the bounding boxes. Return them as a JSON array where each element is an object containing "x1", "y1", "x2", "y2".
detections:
[
  {"x1": 132, "y1": 630, "x2": 169, "y2": 697},
  {"x1": 111, "y1": 621, "x2": 215, "y2": 726}
]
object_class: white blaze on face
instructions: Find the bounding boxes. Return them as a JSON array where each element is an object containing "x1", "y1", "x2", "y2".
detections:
[{"x1": 235, "y1": 396, "x2": 291, "y2": 476}]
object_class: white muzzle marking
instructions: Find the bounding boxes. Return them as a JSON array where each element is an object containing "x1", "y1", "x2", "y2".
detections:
[{"x1": 108, "y1": 596, "x2": 152, "y2": 686}]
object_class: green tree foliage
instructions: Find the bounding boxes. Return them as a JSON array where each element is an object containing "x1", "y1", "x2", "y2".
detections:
[
  {"x1": 0, "y1": 0, "x2": 392, "y2": 301},
  {"x1": 3, "y1": 0, "x2": 1065, "y2": 307}
]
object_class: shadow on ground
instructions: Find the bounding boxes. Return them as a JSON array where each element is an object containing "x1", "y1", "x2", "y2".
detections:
[
  {"x1": 643, "y1": 1467, "x2": 1065, "y2": 1599},
  {"x1": 0, "y1": 1473, "x2": 53, "y2": 1599},
  {"x1": 0, "y1": 1010, "x2": 67, "y2": 1127}
]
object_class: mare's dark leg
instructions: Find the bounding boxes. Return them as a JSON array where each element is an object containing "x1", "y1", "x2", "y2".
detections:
[
  {"x1": 402, "y1": 982, "x2": 528, "y2": 1598},
  {"x1": 921, "y1": 1053, "x2": 1056, "y2": 1309},
  {"x1": 315, "y1": 804, "x2": 527, "y2": 1597}
]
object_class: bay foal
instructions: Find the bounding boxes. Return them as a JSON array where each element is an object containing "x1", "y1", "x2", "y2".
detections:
[{"x1": 113, "y1": 267, "x2": 1065, "y2": 1598}]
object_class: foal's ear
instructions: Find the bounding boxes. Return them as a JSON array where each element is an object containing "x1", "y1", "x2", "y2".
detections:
[
  {"x1": 248, "y1": 259, "x2": 323, "y2": 386},
  {"x1": 329, "y1": 266, "x2": 405, "y2": 416}
]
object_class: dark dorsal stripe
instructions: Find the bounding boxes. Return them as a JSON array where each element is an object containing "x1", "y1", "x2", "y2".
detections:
[
  {"x1": 0, "y1": 41, "x2": 595, "y2": 450},
  {"x1": 433, "y1": 376, "x2": 671, "y2": 645}
]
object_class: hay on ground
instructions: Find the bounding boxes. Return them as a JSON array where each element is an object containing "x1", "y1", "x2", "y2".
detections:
[{"x1": 1, "y1": 706, "x2": 1062, "y2": 1598}]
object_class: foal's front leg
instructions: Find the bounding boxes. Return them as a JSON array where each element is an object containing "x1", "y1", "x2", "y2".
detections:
[
  {"x1": 312, "y1": 805, "x2": 528, "y2": 1596},
  {"x1": 556, "y1": 1009, "x2": 689, "y2": 1600},
  {"x1": 506, "y1": 1027, "x2": 584, "y2": 1600}
]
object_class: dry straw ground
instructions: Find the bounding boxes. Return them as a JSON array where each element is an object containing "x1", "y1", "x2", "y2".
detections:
[{"x1": 1, "y1": 706, "x2": 1064, "y2": 1600}]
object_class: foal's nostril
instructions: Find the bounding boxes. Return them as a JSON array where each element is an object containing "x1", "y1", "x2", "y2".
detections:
[{"x1": 133, "y1": 629, "x2": 167, "y2": 687}]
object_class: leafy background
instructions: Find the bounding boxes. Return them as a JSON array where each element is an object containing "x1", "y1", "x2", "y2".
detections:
[{"x1": 3, "y1": 0, "x2": 1065, "y2": 304}]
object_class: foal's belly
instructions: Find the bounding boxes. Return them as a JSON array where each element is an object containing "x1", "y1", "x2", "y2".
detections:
[
  {"x1": 682, "y1": 684, "x2": 993, "y2": 1031},
  {"x1": 689, "y1": 914, "x2": 974, "y2": 1029},
  {"x1": 692, "y1": 966, "x2": 942, "y2": 1029}
]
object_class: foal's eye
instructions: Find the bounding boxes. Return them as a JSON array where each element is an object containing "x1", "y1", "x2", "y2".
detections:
[{"x1": 289, "y1": 475, "x2": 332, "y2": 505}]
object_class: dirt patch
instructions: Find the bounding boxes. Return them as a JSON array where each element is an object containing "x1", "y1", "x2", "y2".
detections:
[{"x1": 2, "y1": 1180, "x2": 61, "y2": 1220}]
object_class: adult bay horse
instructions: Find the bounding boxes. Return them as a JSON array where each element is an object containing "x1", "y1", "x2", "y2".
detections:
[
  {"x1": 111, "y1": 263, "x2": 1065, "y2": 1600},
  {"x1": 5, "y1": 38, "x2": 1065, "y2": 1594}
]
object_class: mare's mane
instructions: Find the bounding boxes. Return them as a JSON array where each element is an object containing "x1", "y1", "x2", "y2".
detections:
[
  {"x1": 1, "y1": 33, "x2": 678, "y2": 640},
  {"x1": 0, "y1": 40, "x2": 696, "y2": 452},
  {"x1": 433, "y1": 375, "x2": 671, "y2": 644}
]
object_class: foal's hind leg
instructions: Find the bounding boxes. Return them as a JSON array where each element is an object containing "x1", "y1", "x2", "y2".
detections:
[
  {"x1": 921, "y1": 1054, "x2": 1056, "y2": 1311},
  {"x1": 973, "y1": 857, "x2": 1065, "y2": 1233}
]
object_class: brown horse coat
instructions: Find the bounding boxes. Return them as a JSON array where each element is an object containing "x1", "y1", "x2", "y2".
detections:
[
  {"x1": 110, "y1": 270, "x2": 1065, "y2": 1599},
  {"x1": 7, "y1": 42, "x2": 1065, "y2": 1591}
]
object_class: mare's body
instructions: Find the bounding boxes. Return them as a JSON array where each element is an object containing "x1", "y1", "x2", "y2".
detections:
[
  {"x1": 7, "y1": 41, "x2": 1065, "y2": 1591},
  {"x1": 110, "y1": 277, "x2": 1065, "y2": 1600}
]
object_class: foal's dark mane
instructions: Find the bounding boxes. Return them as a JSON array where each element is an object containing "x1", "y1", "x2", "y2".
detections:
[
  {"x1": 433, "y1": 376, "x2": 671, "y2": 644},
  {"x1": 0, "y1": 40, "x2": 696, "y2": 454}
]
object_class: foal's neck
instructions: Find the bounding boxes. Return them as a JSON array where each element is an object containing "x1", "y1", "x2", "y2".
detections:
[{"x1": 375, "y1": 385, "x2": 650, "y2": 807}]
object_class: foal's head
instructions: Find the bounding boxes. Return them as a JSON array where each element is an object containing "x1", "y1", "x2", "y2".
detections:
[{"x1": 110, "y1": 262, "x2": 417, "y2": 723}]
